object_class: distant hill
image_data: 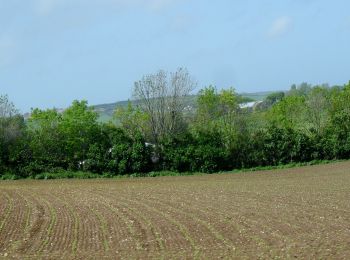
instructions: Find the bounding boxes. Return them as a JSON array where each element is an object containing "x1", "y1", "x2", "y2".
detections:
[
  {"x1": 93, "y1": 95, "x2": 198, "y2": 120},
  {"x1": 238, "y1": 91, "x2": 278, "y2": 102},
  {"x1": 23, "y1": 91, "x2": 275, "y2": 121},
  {"x1": 93, "y1": 91, "x2": 275, "y2": 122}
]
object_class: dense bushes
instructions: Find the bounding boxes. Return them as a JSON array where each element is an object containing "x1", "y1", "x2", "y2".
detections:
[
  {"x1": 160, "y1": 130, "x2": 229, "y2": 173},
  {"x1": 1, "y1": 81, "x2": 350, "y2": 178}
]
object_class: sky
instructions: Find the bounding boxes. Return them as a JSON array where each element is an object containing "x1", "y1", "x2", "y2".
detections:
[{"x1": 0, "y1": 0, "x2": 349, "y2": 112}]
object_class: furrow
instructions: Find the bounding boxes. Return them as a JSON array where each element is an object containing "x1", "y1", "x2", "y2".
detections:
[
  {"x1": 63, "y1": 189, "x2": 111, "y2": 253},
  {"x1": 118, "y1": 194, "x2": 201, "y2": 258},
  {"x1": 54, "y1": 195, "x2": 80, "y2": 255},
  {"x1": 15, "y1": 187, "x2": 58, "y2": 254},
  {"x1": 0, "y1": 191, "x2": 13, "y2": 234},
  {"x1": 5, "y1": 189, "x2": 34, "y2": 254},
  {"x1": 94, "y1": 189, "x2": 166, "y2": 258},
  {"x1": 0, "y1": 191, "x2": 9, "y2": 219},
  {"x1": 130, "y1": 193, "x2": 237, "y2": 258},
  {"x1": 0, "y1": 190, "x2": 21, "y2": 253},
  {"x1": 38, "y1": 191, "x2": 78, "y2": 256},
  {"x1": 36, "y1": 196, "x2": 57, "y2": 253},
  {"x1": 149, "y1": 195, "x2": 241, "y2": 251}
]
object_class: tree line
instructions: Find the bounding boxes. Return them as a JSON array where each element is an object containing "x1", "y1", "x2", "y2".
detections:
[{"x1": 1, "y1": 69, "x2": 350, "y2": 178}]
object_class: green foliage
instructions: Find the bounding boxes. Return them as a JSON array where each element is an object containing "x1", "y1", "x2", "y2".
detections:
[
  {"x1": 161, "y1": 130, "x2": 228, "y2": 173},
  {"x1": 196, "y1": 86, "x2": 239, "y2": 124},
  {"x1": 114, "y1": 101, "x2": 150, "y2": 139},
  {"x1": 33, "y1": 171, "x2": 114, "y2": 180},
  {"x1": 262, "y1": 126, "x2": 315, "y2": 165},
  {"x1": 27, "y1": 108, "x2": 65, "y2": 172},
  {"x1": 288, "y1": 82, "x2": 313, "y2": 97},
  {"x1": 23, "y1": 101, "x2": 101, "y2": 174},
  {"x1": 256, "y1": 91, "x2": 285, "y2": 110},
  {"x1": 0, "y1": 95, "x2": 25, "y2": 176},
  {"x1": 2, "y1": 80, "x2": 350, "y2": 179},
  {"x1": 0, "y1": 173, "x2": 21, "y2": 180},
  {"x1": 195, "y1": 86, "x2": 243, "y2": 153},
  {"x1": 84, "y1": 143, "x2": 109, "y2": 173},
  {"x1": 84, "y1": 125, "x2": 152, "y2": 175},
  {"x1": 238, "y1": 96, "x2": 255, "y2": 104},
  {"x1": 268, "y1": 95, "x2": 307, "y2": 129},
  {"x1": 305, "y1": 86, "x2": 331, "y2": 135},
  {"x1": 60, "y1": 100, "x2": 100, "y2": 168},
  {"x1": 327, "y1": 81, "x2": 350, "y2": 158}
]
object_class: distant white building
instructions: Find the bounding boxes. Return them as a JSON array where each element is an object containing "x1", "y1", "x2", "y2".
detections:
[{"x1": 239, "y1": 101, "x2": 262, "y2": 109}]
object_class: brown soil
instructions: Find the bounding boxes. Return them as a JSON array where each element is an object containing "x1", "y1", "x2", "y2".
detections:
[{"x1": 1, "y1": 161, "x2": 350, "y2": 259}]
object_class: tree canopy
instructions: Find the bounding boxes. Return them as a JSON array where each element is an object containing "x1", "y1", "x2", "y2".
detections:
[{"x1": 1, "y1": 76, "x2": 350, "y2": 178}]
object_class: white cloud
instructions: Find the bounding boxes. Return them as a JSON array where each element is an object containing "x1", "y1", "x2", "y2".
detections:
[{"x1": 268, "y1": 16, "x2": 292, "y2": 38}]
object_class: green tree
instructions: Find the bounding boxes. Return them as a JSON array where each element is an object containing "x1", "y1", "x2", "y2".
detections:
[
  {"x1": 0, "y1": 95, "x2": 24, "y2": 174},
  {"x1": 262, "y1": 126, "x2": 314, "y2": 165},
  {"x1": 105, "y1": 126, "x2": 151, "y2": 174},
  {"x1": 114, "y1": 101, "x2": 150, "y2": 140},
  {"x1": 328, "y1": 81, "x2": 350, "y2": 157},
  {"x1": 256, "y1": 91, "x2": 285, "y2": 111},
  {"x1": 26, "y1": 108, "x2": 65, "y2": 173},
  {"x1": 268, "y1": 95, "x2": 307, "y2": 130},
  {"x1": 288, "y1": 82, "x2": 312, "y2": 97},
  {"x1": 195, "y1": 86, "x2": 242, "y2": 150},
  {"x1": 161, "y1": 129, "x2": 228, "y2": 173},
  {"x1": 59, "y1": 100, "x2": 100, "y2": 169}
]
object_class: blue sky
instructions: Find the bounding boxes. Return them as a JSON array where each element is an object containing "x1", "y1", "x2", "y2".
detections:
[{"x1": 0, "y1": 0, "x2": 349, "y2": 112}]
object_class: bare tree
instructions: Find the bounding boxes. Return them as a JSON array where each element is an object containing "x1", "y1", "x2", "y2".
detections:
[
  {"x1": 0, "y1": 95, "x2": 18, "y2": 118},
  {"x1": 0, "y1": 95, "x2": 22, "y2": 144},
  {"x1": 306, "y1": 86, "x2": 330, "y2": 135},
  {"x1": 133, "y1": 68, "x2": 196, "y2": 144},
  {"x1": 0, "y1": 95, "x2": 23, "y2": 171}
]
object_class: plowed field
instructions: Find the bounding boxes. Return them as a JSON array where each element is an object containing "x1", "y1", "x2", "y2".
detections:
[{"x1": 1, "y1": 162, "x2": 350, "y2": 259}]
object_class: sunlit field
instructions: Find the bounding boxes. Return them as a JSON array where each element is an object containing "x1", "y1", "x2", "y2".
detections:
[{"x1": 1, "y1": 161, "x2": 350, "y2": 259}]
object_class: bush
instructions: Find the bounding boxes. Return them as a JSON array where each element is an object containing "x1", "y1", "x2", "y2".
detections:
[{"x1": 161, "y1": 130, "x2": 228, "y2": 173}]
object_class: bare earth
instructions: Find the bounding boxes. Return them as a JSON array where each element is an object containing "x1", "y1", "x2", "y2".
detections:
[{"x1": 1, "y1": 162, "x2": 350, "y2": 259}]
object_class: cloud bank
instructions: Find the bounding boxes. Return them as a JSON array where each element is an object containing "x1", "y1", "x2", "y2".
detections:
[{"x1": 268, "y1": 16, "x2": 292, "y2": 38}]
